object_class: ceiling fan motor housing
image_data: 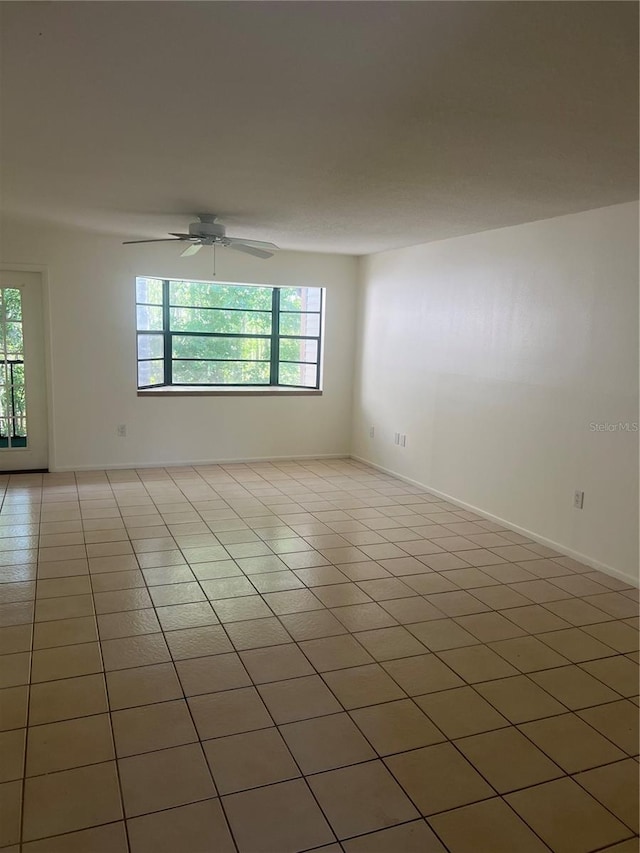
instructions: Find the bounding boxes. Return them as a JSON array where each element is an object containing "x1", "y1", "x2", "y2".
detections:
[{"x1": 190, "y1": 220, "x2": 225, "y2": 239}]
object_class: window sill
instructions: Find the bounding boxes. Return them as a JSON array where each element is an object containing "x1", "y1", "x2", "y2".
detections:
[{"x1": 138, "y1": 385, "x2": 322, "y2": 397}]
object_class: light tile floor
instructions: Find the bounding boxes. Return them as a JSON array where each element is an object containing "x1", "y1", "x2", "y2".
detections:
[{"x1": 0, "y1": 458, "x2": 638, "y2": 853}]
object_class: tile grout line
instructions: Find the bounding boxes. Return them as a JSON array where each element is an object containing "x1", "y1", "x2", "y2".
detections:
[{"x1": 86, "y1": 472, "x2": 134, "y2": 853}]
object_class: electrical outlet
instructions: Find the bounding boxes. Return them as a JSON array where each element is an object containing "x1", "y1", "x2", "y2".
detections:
[
  {"x1": 573, "y1": 490, "x2": 584, "y2": 509},
  {"x1": 117, "y1": 424, "x2": 127, "y2": 438},
  {"x1": 369, "y1": 426, "x2": 375, "y2": 438}
]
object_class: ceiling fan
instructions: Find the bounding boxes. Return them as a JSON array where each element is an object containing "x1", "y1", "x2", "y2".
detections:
[{"x1": 123, "y1": 214, "x2": 278, "y2": 259}]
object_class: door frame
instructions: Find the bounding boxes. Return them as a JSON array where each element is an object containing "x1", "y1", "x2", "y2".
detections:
[{"x1": 0, "y1": 263, "x2": 55, "y2": 472}]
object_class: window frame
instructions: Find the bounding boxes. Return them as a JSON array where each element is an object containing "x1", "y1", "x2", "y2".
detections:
[{"x1": 136, "y1": 278, "x2": 324, "y2": 391}]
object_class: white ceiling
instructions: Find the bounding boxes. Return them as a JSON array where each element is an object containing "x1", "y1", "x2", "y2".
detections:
[{"x1": 1, "y1": 1, "x2": 637, "y2": 255}]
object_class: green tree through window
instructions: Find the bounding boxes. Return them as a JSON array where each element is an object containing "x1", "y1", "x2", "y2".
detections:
[{"x1": 136, "y1": 278, "x2": 323, "y2": 389}]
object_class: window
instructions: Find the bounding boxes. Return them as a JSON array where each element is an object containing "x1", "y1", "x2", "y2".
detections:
[
  {"x1": 0, "y1": 288, "x2": 27, "y2": 448},
  {"x1": 136, "y1": 278, "x2": 323, "y2": 390}
]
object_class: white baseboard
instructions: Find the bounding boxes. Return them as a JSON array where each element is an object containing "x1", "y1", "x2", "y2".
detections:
[
  {"x1": 51, "y1": 452, "x2": 350, "y2": 473},
  {"x1": 351, "y1": 454, "x2": 639, "y2": 589}
]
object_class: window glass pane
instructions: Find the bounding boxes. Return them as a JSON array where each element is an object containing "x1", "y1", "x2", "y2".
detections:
[
  {"x1": 137, "y1": 305, "x2": 163, "y2": 331},
  {"x1": 170, "y1": 307, "x2": 271, "y2": 335},
  {"x1": 170, "y1": 281, "x2": 272, "y2": 310},
  {"x1": 172, "y1": 360, "x2": 270, "y2": 384},
  {"x1": 2, "y1": 289, "x2": 22, "y2": 321},
  {"x1": 13, "y1": 419, "x2": 27, "y2": 438},
  {"x1": 4, "y1": 323, "x2": 24, "y2": 356},
  {"x1": 11, "y1": 364, "x2": 26, "y2": 436},
  {"x1": 279, "y1": 287, "x2": 322, "y2": 312},
  {"x1": 138, "y1": 359, "x2": 164, "y2": 386},
  {"x1": 136, "y1": 278, "x2": 163, "y2": 305},
  {"x1": 278, "y1": 363, "x2": 318, "y2": 387},
  {"x1": 137, "y1": 334, "x2": 164, "y2": 360},
  {"x1": 279, "y1": 312, "x2": 320, "y2": 337},
  {"x1": 279, "y1": 338, "x2": 318, "y2": 363},
  {"x1": 172, "y1": 335, "x2": 270, "y2": 361}
]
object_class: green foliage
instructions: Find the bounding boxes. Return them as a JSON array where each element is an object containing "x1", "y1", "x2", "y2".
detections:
[
  {"x1": 171, "y1": 335, "x2": 270, "y2": 361},
  {"x1": 173, "y1": 361, "x2": 270, "y2": 384},
  {"x1": 170, "y1": 281, "x2": 272, "y2": 310},
  {"x1": 4, "y1": 323, "x2": 23, "y2": 354},
  {"x1": 2, "y1": 289, "x2": 22, "y2": 322},
  {"x1": 169, "y1": 307, "x2": 272, "y2": 335}
]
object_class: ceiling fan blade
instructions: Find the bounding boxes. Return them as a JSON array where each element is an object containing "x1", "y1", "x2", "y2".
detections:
[
  {"x1": 228, "y1": 243, "x2": 273, "y2": 260},
  {"x1": 169, "y1": 233, "x2": 196, "y2": 240},
  {"x1": 181, "y1": 243, "x2": 202, "y2": 257},
  {"x1": 226, "y1": 237, "x2": 278, "y2": 250},
  {"x1": 122, "y1": 239, "x2": 181, "y2": 245}
]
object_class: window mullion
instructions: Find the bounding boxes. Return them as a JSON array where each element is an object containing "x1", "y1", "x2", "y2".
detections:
[
  {"x1": 270, "y1": 288, "x2": 280, "y2": 386},
  {"x1": 316, "y1": 288, "x2": 323, "y2": 390},
  {"x1": 162, "y1": 280, "x2": 172, "y2": 386}
]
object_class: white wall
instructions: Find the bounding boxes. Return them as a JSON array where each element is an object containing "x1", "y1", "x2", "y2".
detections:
[
  {"x1": 352, "y1": 203, "x2": 639, "y2": 583},
  {"x1": 0, "y1": 219, "x2": 358, "y2": 470}
]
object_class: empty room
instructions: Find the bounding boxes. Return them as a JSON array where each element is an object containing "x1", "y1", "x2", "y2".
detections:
[{"x1": 0, "y1": 2, "x2": 638, "y2": 852}]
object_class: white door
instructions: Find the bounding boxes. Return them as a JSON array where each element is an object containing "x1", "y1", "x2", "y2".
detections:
[{"x1": 0, "y1": 271, "x2": 48, "y2": 471}]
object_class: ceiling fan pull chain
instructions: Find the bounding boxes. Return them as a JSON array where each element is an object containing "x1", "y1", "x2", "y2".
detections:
[{"x1": 213, "y1": 243, "x2": 216, "y2": 278}]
